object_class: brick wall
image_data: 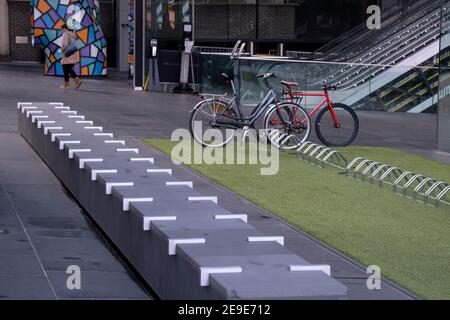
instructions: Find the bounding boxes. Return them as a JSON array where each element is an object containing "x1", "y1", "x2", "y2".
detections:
[
  {"x1": 8, "y1": 0, "x2": 42, "y2": 62},
  {"x1": 194, "y1": 4, "x2": 294, "y2": 41},
  {"x1": 194, "y1": 5, "x2": 229, "y2": 40},
  {"x1": 7, "y1": 0, "x2": 114, "y2": 63},
  {"x1": 229, "y1": 5, "x2": 257, "y2": 39},
  {"x1": 258, "y1": 5, "x2": 295, "y2": 40}
]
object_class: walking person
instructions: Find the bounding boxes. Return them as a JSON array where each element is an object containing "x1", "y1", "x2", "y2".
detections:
[{"x1": 60, "y1": 24, "x2": 82, "y2": 89}]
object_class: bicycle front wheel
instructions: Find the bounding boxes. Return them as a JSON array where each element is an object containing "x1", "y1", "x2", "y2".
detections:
[
  {"x1": 315, "y1": 103, "x2": 359, "y2": 147},
  {"x1": 264, "y1": 102, "x2": 311, "y2": 150},
  {"x1": 189, "y1": 99, "x2": 236, "y2": 148}
]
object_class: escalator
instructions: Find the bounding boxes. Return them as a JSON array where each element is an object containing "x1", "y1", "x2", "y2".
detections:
[{"x1": 289, "y1": 0, "x2": 446, "y2": 113}]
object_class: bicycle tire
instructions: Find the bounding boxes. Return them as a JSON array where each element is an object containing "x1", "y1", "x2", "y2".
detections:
[
  {"x1": 263, "y1": 102, "x2": 311, "y2": 150},
  {"x1": 315, "y1": 103, "x2": 359, "y2": 147},
  {"x1": 189, "y1": 99, "x2": 237, "y2": 148}
]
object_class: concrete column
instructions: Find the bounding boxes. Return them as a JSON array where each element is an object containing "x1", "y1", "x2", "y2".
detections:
[
  {"x1": 0, "y1": 0, "x2": 9, "y2": 56},
  {"x1": 116, "y1": 0, "x2": 129, "y2": 72},
  {"x1": 133, "y1": 0, "x2": 144, "y2": 89}
]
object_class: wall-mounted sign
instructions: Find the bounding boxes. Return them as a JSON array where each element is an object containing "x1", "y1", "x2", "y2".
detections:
[{"x1": 15, "y1": 36, "x2": 28, "y2": 44}]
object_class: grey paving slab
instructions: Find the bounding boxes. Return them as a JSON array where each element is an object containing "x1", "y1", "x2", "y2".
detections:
[
  {"x1": 0, "y1": 233, "x2": 35, "y2": 256},
  {"x1": 10, "y1": 196, "x2": 81, "y2": 216},
  {"x1": 31, "y1": 237, "x2": 121, "y2": 261},
  {"x1": 0, "y1": 109, "x2": 152, "y2": 300},
  {"x1": 4, "y1": 183, "x2": 66, "y2": 195},
  {"x1": 46, "y1": 271, "x2": 149, "y2": 300},
  {"x1": 0, "y1": 275, "x2": 55, "y2": 300},
  {"x1": 41, "y1": 259, "x2": 127, "y2": 273},
  {"x1": 0, "y1": 200, "x2": 15, "y2": 215},
  {"x1": 341, "y1": 278, "x2": 413, "y2": 300},
  {"x1": 0, "y1": 160, "x2": 59, "y2": 185},
  {"x1": 20, "y1": 216, "x2": 92, "y2": 230},
  {"x1": 0, "y1": 217, "x2": 22, "y2": 230},
  {"x1": 0, "y1": 255, "x2": 43, "y2": 276},
  {"x1": 27, "y1": 229, "x2": 99, "y2": 240}
]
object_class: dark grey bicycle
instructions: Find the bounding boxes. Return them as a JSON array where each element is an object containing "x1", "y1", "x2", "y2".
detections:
[{"x1": 189, "y1": 72, "x2": 311, "y2": 149}]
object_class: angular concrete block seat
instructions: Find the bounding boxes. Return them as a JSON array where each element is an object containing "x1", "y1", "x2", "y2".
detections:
[{"x1": 18, "y1": 102, "x2": 348, "y2": 300}]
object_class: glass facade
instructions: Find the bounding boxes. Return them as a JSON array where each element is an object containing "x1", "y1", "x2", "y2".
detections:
[
  {"x1": 145, "y1": 0, "x2": 188, "y2": 46},
  {"x1": 193, "y1": 0, "x2": 378, "y2": 45},
  {"x1": 438, "y1": 0, "x2": 450, "y2": 152},
  {"x1": 199, "y1": 55, "x2": 440, "y2": 114}
]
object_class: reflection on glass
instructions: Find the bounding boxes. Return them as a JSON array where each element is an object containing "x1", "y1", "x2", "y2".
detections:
[
  {"x1": 438, "y1": 0, "x2": 450, "y2": 151},
  {"x1": 145, "y1": 0, "x2": 185, "y2": 39}
]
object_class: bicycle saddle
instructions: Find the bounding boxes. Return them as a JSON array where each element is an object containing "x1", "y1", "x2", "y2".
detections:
[
  {"x1": 280, "y1": 80, "x2": 299, "y2": 87},
  {"x1": 323, "y1": 85, "x2": 337, "y2": 90},
  {"x1": 221, "y1": 73, "x2": 231, "y2": 80}
]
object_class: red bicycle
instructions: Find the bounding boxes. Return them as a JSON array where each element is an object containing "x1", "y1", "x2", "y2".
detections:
[{"x1": 276, "y1": 81, "x2": 359, "y2": 147}]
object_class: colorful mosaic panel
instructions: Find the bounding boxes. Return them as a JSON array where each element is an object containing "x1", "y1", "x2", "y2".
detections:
[
  {"x1": 31, "y1": 0, "x2": 107, "y2": 76},
  {"x1": 128, "y1": 0, "x2": 134, "y2": 72}
]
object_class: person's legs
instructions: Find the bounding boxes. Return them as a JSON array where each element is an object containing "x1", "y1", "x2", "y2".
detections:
[
  {"x1": 68, "y1": 64, "x2": 77, "y2": 79},
  {"x1": 69, "y1": 64, "x2": 83, "y2": 89},
  {"x1": 60, "y1": 64, "x2": 70, "y2": 89}
]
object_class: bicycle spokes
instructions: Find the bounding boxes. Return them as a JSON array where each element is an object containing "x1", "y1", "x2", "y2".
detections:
[
  {"x1": 315, "y1": 104, "x2": 359, "y2": 147},
  {"x1": 265, "y1": 103, "x2": 311, "y2": 150},
  {"x1": 190, "y1": 100, "x2": 235, "y2": 148}
]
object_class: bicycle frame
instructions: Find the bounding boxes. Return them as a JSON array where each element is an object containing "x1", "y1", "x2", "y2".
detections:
[
  {"x1": 206, "y1": 80, "x2": 277, "y2": 128},
  {"x1": 283, "y1": 89, "x2": 340, "y2": 127}
]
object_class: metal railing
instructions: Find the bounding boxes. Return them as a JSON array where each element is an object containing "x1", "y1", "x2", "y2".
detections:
[
  {"x1": 193, "y1": 46, "x2": 234, "y2": 54},
  {"x1": 345, "y1": 158, "x2": 450, "y2": 208}
]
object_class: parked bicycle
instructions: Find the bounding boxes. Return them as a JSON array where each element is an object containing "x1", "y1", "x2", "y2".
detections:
[
  {"x1": 189, "y1": 72, "x2": 311, "y2": 149},
  {"x1": 280, "y1": 81, "x2": 359, "y2": 146}
]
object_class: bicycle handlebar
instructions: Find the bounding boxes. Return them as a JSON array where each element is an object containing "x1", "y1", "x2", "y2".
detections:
[{"x1": 256, "y1": 73, "x2": 276, "y2": 80}]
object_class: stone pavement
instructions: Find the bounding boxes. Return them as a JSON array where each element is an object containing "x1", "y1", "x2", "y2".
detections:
[
  {"x1": 0, "y1": 131, "x2": 152, "y2": 299},
  {"x1": 0, "y1": 62, "x2": 431, "y2": 299}
]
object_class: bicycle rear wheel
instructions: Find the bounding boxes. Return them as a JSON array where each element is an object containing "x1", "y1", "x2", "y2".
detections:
[
  {"x1": 189, "y1": 99, "x2": 236, "y2": 148},
  {"x1": 264, "y1": 102, "x2": 311, "y2": 150},
  {"x1": 315, "y1": 103, "x2": 359, "y2": 147}
]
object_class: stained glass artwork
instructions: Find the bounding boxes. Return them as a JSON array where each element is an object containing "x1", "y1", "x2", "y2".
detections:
[{"x1": 31, "y1": 0, "x2": 108, "y2": 76}]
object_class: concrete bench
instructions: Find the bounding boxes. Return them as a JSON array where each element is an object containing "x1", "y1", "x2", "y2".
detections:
[{"x1": 18, "y1": 102, "x2": 347, "y2": 299}]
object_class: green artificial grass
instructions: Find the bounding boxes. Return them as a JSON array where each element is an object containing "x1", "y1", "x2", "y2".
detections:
[{"x1": 145, "y1": 138, "x2": 450, "y2": 300}]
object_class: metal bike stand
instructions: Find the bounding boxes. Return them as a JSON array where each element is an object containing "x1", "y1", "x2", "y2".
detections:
[
  {"x1": 423, "y1": 181, "x2": 449, "y2": 206},
  {"x1": 345, "y1": 158, "x2": 373, "y2": 180},
  {"x1": 435, "y1": 185, "x2": 450, "y2": 207},
  {"x1": 377, "y1": 166, "x2": 403, "y2": 188},
  {"x1": 318, "y1": 149, "x2": 348, "y2": 169},
  {"x1": 392, "y1": 171, "x2": 415, "y2": 193},
  {"x1": 295, "y1": 141, "x2": 347, "y2": 169},
  {"x1": 367, "y1": 164, "x2": 390, "y2": 184},
  {"x1": 344, "y1": 156, "x2": 449, "y2": 208},
  {"x1": 412, "y1": 177, "x2": 436, "y2": 202}
]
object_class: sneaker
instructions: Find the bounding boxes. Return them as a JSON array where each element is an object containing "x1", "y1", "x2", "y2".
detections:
[
  {"x1": 59, "y1": 82, "x2": 70, "y2": 89},
  {"x1": 75, "y1": 78, "x2": 82, "y2": 89}
]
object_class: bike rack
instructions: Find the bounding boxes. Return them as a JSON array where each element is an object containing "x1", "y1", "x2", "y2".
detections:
[
  {"x1": 296, "y1": 141, "x2": 348, "y2": 169},
  {"x1": 344, "y1": 157, "x2": 450, "y2": 208}
]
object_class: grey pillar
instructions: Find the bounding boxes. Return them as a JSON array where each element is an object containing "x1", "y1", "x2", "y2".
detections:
[
  {"x1": 116, "y1": 0, "x2": 129, "y2": 72},
  {"x1": 438, "y1": 94, "x2": 450, "y2": 152},
  {"x1": 133, "y1": 0, "x2": 145, "y2": 90},
  {"x1": 0, "y1": 0, "x2": 9, "y2": 56}
]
